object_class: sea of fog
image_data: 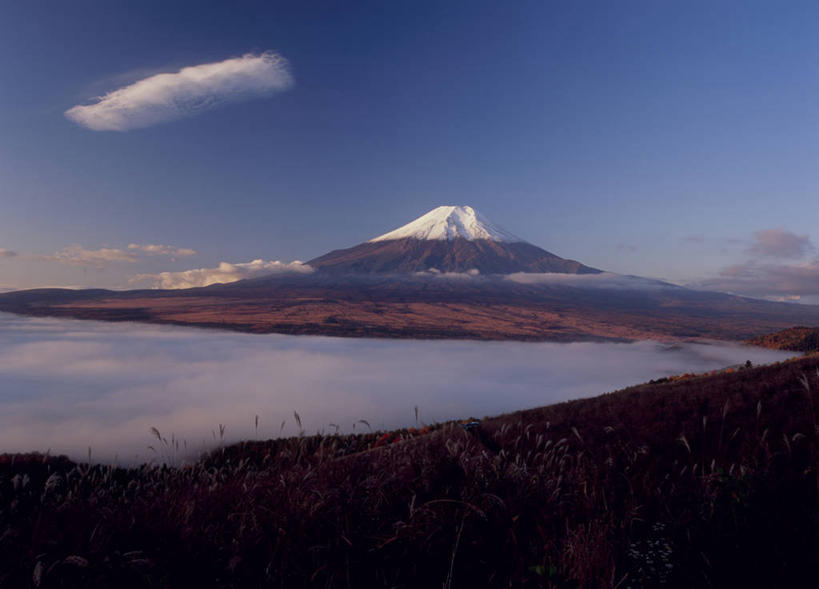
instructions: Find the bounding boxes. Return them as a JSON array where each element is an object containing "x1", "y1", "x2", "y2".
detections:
[{"x1": 0, "y1": 312, "x2": 793, "y2": 463}]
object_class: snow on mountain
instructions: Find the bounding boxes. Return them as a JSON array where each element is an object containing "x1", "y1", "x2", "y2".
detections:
[
  {"x1": 308, "y1": 204, "x2": 599, "y2": 274},
  {"x1": 369, "y1": 206, "x2": 524, "y2": 243}
]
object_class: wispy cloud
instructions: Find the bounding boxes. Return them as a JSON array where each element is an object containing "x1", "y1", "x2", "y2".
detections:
[
  {"x1": 65, "y1": 51, "x2": 293, "y2": 131},
  {"x1": 747, "y1": 228, "x2": 814, "y2": 259},
  {"x1": 41, "y1": 245, "x2": 138, "y2": 267},
  {"x1": 25, "y1": 242, "x2": 199, "y2": 269},
  {"x1": 692, "y1": 228, "x2": 819, "y2": 300},
  {"x1": 128, "y1": 243, "x2": 197, "y2": 257},
  {"x1": 682, "y1": 235, "x2": 744, "y2": 246},
  {"x1": 0, "y1": 249, "x2": 17, "y2": 258},
  {"x1": 698, "y1": 260, "x2": 819, "y2": 298},
  {"x1": 132, "y1": 259, "x2": 314, "y2": 289}
]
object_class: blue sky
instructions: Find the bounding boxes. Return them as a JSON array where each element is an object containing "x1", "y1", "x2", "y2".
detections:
[{"x1": 1, "y1": 1, "x2": 818, "y2": 298}]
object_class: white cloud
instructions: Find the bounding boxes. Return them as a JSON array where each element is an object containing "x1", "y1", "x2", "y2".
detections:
[
  {"x1": 65, "y1": 51, "x2": 293, "y2": 131},
  {"x1": 0, "y1": 313, "x2": 793, "y2": 462},
  {"x1": 132, "y1": 259, "x2": 314, "y2": 289},
  {"x1": 42, "y1": 245, "x2": 138, "y2": 267},
  {"x1": 413, "y1": 268, "x2": 481, "y2": 279},
  {"x1": 128, "y1": 243, "x2": 197, "y2": 257}
]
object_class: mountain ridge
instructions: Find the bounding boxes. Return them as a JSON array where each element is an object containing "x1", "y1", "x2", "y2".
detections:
[{"x1": 308, "y1": 238, "x2": 600, "y2": 274}]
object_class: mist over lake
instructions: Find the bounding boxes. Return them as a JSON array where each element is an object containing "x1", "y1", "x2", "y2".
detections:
[{"x1": 0, "y1": 312, "x2": 792, "y2": 463}]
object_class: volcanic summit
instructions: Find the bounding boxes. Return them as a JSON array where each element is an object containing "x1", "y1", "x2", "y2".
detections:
[
  {"x1": 5, "y1": 205, "x2": 819, "y2": 343},
  {"x1": 308, "y1": 205, "x2": 600, "y2": 274}
]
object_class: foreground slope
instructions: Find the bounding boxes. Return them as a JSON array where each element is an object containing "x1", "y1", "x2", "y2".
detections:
[{"x1": 2, "y1": 353, "x2": 818, "y2": 587}]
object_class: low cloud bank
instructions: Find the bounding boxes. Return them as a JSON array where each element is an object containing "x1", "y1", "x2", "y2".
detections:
[
  {"x1": 133, "y1": 259, "x2": 313, "y2": 289},
  {"x1": 406, "y1": 271, "x2": 678, "y2": 289},
  {"x1": 413, "y1": 268, "x2": 481, "y2": 279},
  {"x1": 0, "y1": 313, "x2": 791, "y2": 462},
  {"x1": 65, "y1": 52, "x2": 293, "y2": 131},
  {"x1": 506, "y1": 272, "x2": 678, "y2": 290}
]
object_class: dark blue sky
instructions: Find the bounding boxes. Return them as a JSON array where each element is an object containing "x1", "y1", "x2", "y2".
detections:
[{"x1": 1, "y1": 1, "x2": 819, "y2": 296}]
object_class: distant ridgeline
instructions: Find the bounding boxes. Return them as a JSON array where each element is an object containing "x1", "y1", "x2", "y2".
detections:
[{"x1": 749, "y1": 326, "x2": 819, "y2": 353}]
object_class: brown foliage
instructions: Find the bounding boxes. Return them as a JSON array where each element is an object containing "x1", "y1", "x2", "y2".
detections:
[
  {"x1": 2, "y1": 357, "x2": 819, "y2": 587},
  {"x1": 749, "y1": 326, "x2": 819, "y2": 353}
]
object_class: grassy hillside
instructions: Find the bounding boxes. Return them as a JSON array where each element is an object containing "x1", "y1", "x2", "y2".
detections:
[{"x1": 2, "y1": 355, "x2": 819, "y2": 588}]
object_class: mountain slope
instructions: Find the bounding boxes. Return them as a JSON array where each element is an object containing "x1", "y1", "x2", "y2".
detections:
[
  {"x1": 309, "y1": 205, "x2": 599, "y2": 274},
  {"x1": 309, "y1": 238, "x2": 600, "y2": 274}
]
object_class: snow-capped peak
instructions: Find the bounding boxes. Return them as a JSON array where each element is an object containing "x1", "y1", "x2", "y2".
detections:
[{"x1": 369, "y1": 206, "x2": 525, "y2": 243}]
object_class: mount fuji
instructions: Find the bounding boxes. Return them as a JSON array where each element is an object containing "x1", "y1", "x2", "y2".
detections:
[
  {"x1": 3, "y1": 205, "x2": 819, "y2": 342},
  {"x1": 309, "y1": 206, "x2": 600, "y2": 274}
]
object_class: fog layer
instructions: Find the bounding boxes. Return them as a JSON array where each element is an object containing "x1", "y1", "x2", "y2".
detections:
[{"x1": 0, "y1": 313, "x2": 792, "y2": 463}]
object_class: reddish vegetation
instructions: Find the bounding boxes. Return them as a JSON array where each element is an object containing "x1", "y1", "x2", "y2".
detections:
[
  {"x1": 2, "y1": 355, "x2": 819, "y2": 587},
  {"x1": 2, "y1": 274, "x2": 819, "y2": 342},
  {"x1": 749, "y1": 326, "x2": 819, "y2": 353}
]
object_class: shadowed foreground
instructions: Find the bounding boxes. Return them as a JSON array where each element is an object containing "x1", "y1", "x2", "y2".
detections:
[{"x1": 2, "y1": 355, "x2": 819, "y2": 587}]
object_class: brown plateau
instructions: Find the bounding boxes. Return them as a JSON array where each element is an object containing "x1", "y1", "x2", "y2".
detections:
[{"x1": 2, "y1": 273, "x2": 819, "y2": 342}]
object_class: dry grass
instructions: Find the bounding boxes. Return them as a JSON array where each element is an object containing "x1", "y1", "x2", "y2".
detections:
[{"x1": 1, "y1": 355, "x2": 819, "y2": 587}]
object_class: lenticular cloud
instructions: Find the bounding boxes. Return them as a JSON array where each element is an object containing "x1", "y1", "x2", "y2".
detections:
[{"x1": 65, "y1": 52, "x2": 293, "y2": 131}]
